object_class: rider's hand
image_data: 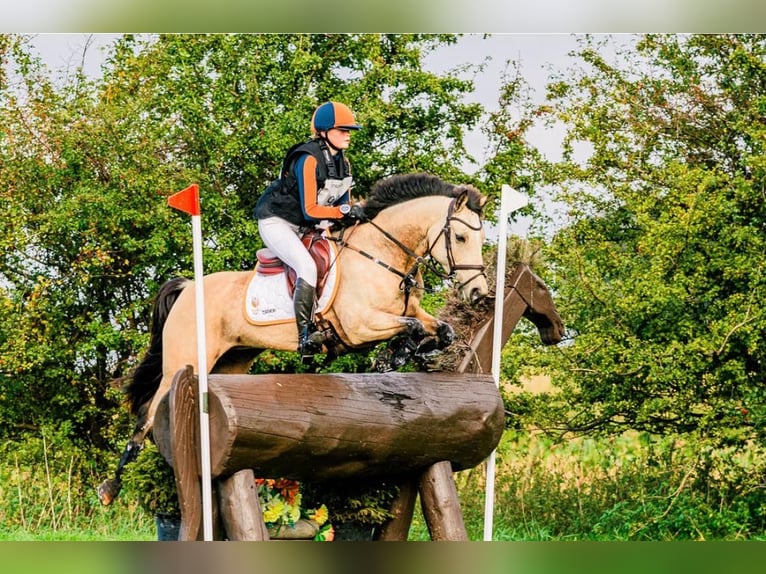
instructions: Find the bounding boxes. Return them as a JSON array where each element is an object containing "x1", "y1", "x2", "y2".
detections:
[{"x1": 340, "y1": 203, "x2": 366, "y2": 223}]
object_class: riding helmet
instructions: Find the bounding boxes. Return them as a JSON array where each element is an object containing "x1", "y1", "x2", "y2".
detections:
[{"x1": 311, "y1": 102, "x2": 362, "y2": 134}]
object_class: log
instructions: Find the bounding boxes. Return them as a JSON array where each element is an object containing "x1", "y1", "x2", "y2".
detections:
[
  {"x1": 418, "y1": 461, "x2": 468, "y2": 541},
  {"x1": 217, "y1": 469, "x2": 270, "y2": 541},
  {"x1": 169, "y1": 366, "x2": 202, "y2": 541},
  {"x1": 154, "y1": 370, "x2": 503, "y2": 483}
]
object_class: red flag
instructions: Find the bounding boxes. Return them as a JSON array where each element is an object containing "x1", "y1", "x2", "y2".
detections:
[{"x1": 168, "y1": 184, "x2": 200, "y2": 216}]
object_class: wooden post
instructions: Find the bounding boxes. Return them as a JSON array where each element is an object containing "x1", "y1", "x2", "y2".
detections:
[
  {"x1": 168, "y1": 365, "x2": 203, "y2": 541},
  {"x1": 374, "y1": 479, "x2": 419, "y2": 541},
  {"x1": 217, "y1": 468, "x2": 270, "y2": 541},
  {"x1": 418, "y1": 461, "x2": 468, "y2": 541}
]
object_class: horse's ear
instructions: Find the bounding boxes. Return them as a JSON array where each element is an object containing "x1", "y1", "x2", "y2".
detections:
[
  {"x1": 454, "y1": 189, "x2": 469, "y2": 210},
  {"x1": 453, "y1": 185, "x2": 487, "y2": 214}
]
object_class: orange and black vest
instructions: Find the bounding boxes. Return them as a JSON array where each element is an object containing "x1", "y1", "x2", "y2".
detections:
[{"x1": 254, "y1": 138, "x2": 350, "y2": 226}]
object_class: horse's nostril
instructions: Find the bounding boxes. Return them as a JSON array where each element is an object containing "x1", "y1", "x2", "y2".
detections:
[{"x1": 471, "y1": 287, "x2": 484, "y2": 303}]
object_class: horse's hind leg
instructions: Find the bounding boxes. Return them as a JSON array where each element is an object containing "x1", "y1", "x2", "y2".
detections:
[{"x1": 97, "y1": 432, "x2": 145, "y2": 505}]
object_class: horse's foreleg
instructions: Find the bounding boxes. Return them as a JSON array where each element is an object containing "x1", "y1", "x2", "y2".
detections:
[{"x1": 372, "y1": 317, "x2": 428, "y2": 372}]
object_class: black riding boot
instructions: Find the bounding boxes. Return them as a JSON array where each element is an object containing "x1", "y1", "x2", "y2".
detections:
[{"x1": 294, "y1": 278, "x2": 322, "y2": 360}]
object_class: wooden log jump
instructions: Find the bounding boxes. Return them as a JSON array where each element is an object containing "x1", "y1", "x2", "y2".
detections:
[
  {"x1": 153, "y1": 368, "x2": 504, "y2": 540},
  {"x1": 374, "y1": 263, "x2": 565, "y2": 540}
]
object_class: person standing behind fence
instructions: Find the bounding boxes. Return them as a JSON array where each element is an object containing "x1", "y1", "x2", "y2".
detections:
[{"x1": 254, "y1": 101, "x2": 366, "y2": 360}]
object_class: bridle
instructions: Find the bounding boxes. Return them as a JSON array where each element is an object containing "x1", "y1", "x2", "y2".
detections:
[
  {"x1": 329, "y1": 195, "x2": 487, "y2": 313},
  {"x1": 427, "y1": 194, "x2": 487, "y2": 293}
]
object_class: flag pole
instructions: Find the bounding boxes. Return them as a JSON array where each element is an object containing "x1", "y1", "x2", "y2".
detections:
[
  {"x1": 168, "y1": 184, "x2": 214, "y2": 541},
  {"x1": 484, "y1": 184, "x2": 529, "y2": 541}
]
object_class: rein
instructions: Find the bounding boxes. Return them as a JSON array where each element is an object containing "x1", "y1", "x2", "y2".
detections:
[{"x1": 328, "y1": 196, "x2": 487, "y2": 314}]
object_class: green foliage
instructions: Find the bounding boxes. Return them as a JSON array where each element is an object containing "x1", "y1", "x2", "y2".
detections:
[
  {"x1": 435, "y1": 431, "x2": 766, "y2": 541},
  {"x1": 506, "y1": 34, "x2": 766, "y2": 443},
  {"x1": 119, "y1": 442, "x2": 179, "y2": 516},
  {"x1": 7, "y1": 31, "x2": 766, "y2": 542},
  {"x1": 0, "y1": 423, "x2": 153, "y2": 540},
  {"x1": 301, "y1": 479, "x2": 399, "y2": 526}
]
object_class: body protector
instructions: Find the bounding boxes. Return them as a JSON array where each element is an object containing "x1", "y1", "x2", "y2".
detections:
[{"x1": 254, "y1": 138, "x2": 352, "y2": 226}]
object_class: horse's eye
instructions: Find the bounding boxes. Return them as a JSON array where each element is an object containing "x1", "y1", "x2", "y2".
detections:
[{"x1": 456, "y1": 234, "x2": 467, "y2": 243}]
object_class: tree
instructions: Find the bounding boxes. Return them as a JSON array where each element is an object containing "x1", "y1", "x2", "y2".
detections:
[
  {"x1": 504, "y1": 34, "x2": 766, "y2": 442},
  {"x1": 0, "y1": 33, "x2": 486, "y2": 448}
]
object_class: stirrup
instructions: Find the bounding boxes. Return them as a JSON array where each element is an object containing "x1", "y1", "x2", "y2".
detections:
[{"x1": 298, "y1": 330, "x2": 324, "y2": 360}]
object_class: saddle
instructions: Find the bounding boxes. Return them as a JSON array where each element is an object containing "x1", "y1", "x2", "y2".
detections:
[{"x1": 255, "y1": 231, "x2": 334, "y2": 298}]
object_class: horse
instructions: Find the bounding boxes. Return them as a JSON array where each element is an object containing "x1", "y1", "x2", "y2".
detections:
[{"x1": 98, "y1": 172, "x2": 490, "y2": 505}]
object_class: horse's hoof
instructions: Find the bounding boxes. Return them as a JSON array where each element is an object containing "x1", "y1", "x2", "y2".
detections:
[
  {"x1": 97, "y1": 479, "x2": 121, "y2": 506},
  {"x1": 373, "y1": 357, "x2": 394, "y2": 372},
  {"x1": 415, "y1": 337, "x2": 439, "y2": 356},
  {"x1": 372, "y1": 349, "x2": 394, "y2": 372},
  {"x1": 437, "y1": 322, "x2": 455, "y2": 347}
]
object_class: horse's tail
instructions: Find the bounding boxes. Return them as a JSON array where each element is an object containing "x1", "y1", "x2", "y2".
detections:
[{"x1": 123, "y1": 277, "x2": 190, "y2": 416}]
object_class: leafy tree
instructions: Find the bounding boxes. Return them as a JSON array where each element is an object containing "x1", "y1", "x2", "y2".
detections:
[
  {"x1": 503, "y1": 34, "x2": 766, "y2": 443},
  {"x1": 0, "y1": 33, "x2": 486, "y2": 449}
]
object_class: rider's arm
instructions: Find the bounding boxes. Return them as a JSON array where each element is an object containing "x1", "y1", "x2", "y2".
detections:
[{"x1": 295, "y1": 155, "x2": 347, "y2": 220}]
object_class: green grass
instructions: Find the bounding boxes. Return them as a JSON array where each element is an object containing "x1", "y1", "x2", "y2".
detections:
[
  {"x1": 4, "y1": 429, "x2": 766, "y2": 541},
  {"x1": 0, "y1": 505, "x2": 156, "y2": 541}
]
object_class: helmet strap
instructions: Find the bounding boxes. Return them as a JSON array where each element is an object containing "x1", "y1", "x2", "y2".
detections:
[{"x1": 316, "y1": 137, "x2": 340, "y2": 179}]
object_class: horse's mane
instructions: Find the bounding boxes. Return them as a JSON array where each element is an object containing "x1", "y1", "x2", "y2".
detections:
[{"x1": 362, "y1": 172, "x2": 485, "y2": 220}]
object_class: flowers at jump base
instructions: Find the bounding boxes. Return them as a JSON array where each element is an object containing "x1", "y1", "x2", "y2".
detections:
[{"x1": 255, "y1": 477, "x2": 334, "y2": 541}]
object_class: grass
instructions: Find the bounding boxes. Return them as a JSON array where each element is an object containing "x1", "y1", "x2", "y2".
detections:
[
  {"x1": 0, "y1": 502, "x2": 156, "y2": 541},
  {"x1": 4, "y1": 429, "x2": 766, "y2": 541}
]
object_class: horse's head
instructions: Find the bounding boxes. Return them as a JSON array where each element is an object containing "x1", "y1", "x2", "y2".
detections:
[
  {"x1": 427, "y1": 186, "x2": 489, "y2": 304},
  {"x1": 362, "y1": 173, "x2": 490, "y2": 304}
]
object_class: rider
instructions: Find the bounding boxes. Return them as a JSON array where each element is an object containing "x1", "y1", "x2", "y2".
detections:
[{"x1": 254, "y1": 101, "x2": 366, "y2": 359}]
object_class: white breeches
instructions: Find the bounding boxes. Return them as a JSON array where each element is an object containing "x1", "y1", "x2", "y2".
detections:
[{"x1": 257, "y1": 216, "x2": 317, "y2": 287}]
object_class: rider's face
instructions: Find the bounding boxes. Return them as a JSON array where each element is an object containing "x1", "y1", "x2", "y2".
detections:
[{"x1": 324, "y1": 128, "x2": 352, "y2": 151}]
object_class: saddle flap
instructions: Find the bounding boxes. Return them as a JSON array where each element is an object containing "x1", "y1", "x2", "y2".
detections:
[{"x1": 285, "y1": 233, "x2": 334, "y2": 298}]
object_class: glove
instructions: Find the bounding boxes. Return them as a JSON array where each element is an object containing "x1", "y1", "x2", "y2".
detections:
[
  {"x1": 340, "y1": 203, "x2": 366, "y2": 223},
  {"x1": 349, "y1": 203, "x2": 366, "y2": 220}
]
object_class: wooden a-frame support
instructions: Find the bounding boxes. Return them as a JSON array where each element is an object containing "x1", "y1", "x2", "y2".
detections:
[{"x1": 375, "y1": 263, "x2": 557, "y2": 540}]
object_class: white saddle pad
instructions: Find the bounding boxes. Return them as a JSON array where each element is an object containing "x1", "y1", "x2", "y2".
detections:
[{"x1": 243, "y1": 248, "x2": 339, "y2": 325}]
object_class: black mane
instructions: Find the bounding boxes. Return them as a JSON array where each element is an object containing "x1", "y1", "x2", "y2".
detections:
[{"x1": 362, "y1": 173, "x2": 485, "y2": 220}]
